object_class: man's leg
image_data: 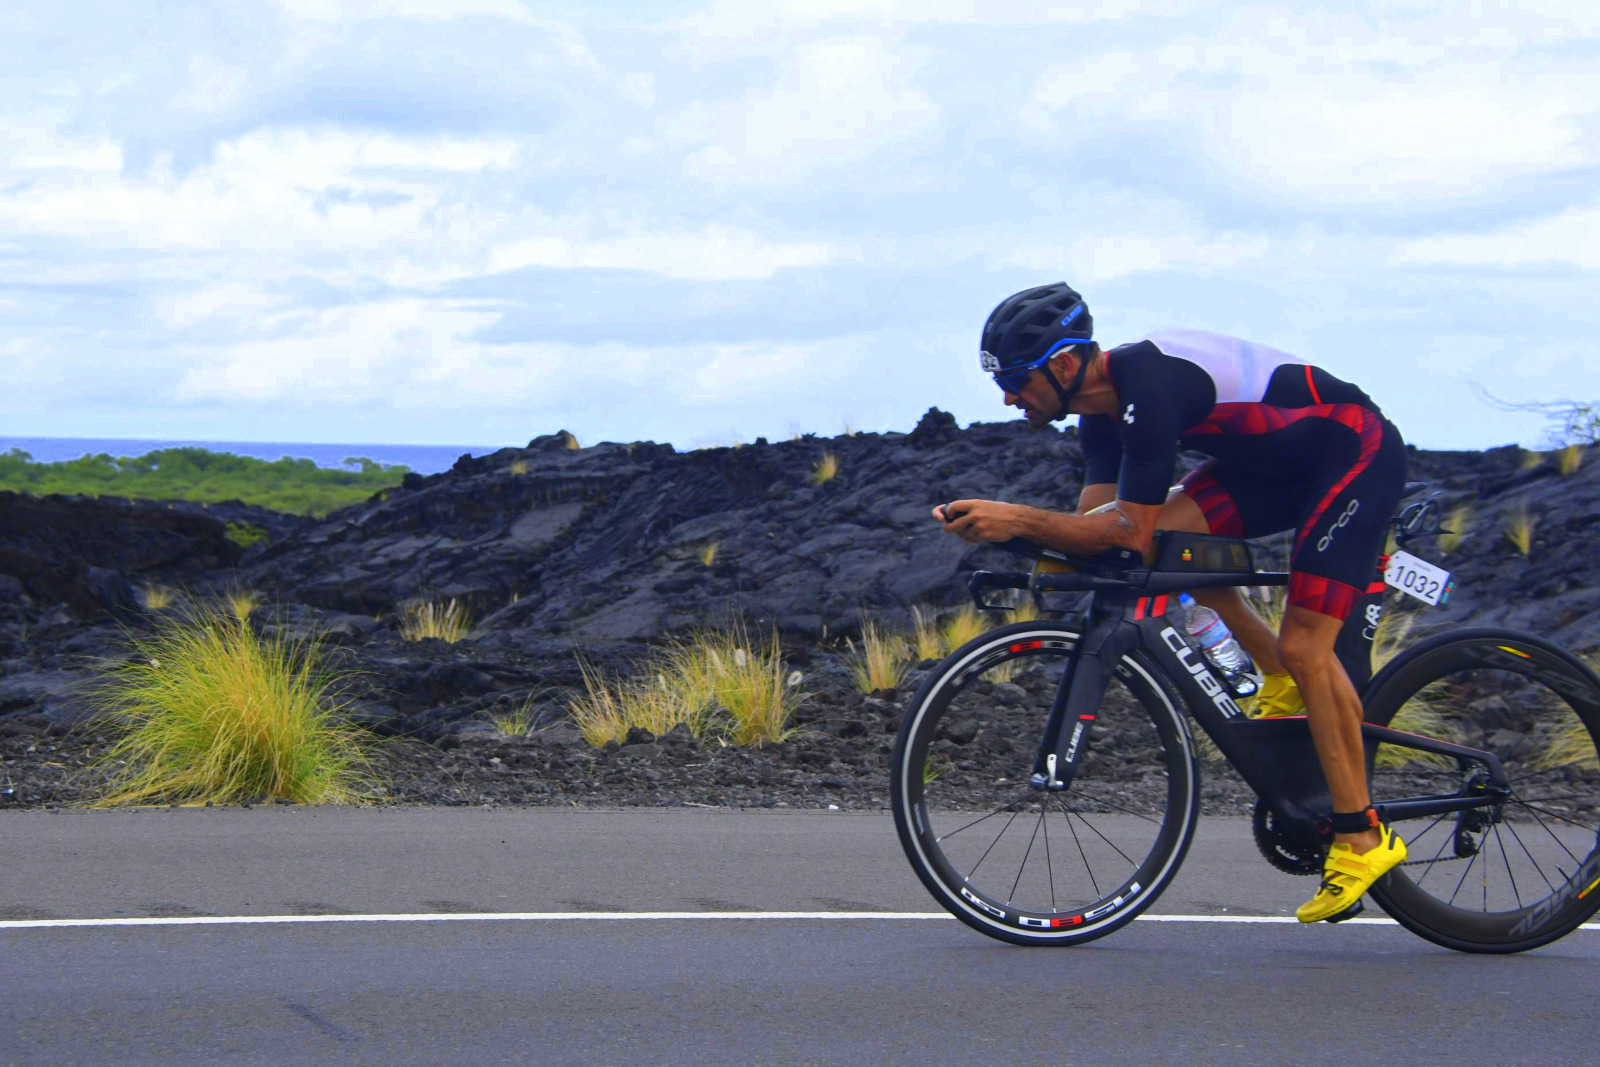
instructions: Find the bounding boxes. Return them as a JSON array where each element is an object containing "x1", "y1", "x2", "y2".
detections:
[{"x1": 1275, "y1": 605, "x2": 1378, "y2": 853}]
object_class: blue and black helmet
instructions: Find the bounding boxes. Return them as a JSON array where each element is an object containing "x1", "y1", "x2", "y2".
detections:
[{"x1": 979, "y1": 282, "x2": 1095, "y2": 419}]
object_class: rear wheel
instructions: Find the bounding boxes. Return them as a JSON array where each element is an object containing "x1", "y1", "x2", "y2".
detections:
[
  {"x1": 891, "y1": 621, "x2": 1200, "y2": 946},
  {"x1": 1363, "y1": 628, "x2": 1600, "y2": 953}
]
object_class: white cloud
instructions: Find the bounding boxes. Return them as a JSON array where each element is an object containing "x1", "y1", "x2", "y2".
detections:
[
  {"x1": 268, "y1": 0, "x2": 533, "y2": 22},
  {"x1": 669, "y1": 35, "x2": 941, "y2": 183},
  {"x1": 170, "y1": 296, "x2": 872, "y2": 411},
  {"x1": 1394, "y1": 202, "x2": 1600, "y2": 270}
]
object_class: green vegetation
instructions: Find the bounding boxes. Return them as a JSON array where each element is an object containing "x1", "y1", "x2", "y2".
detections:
[
  {"x1": 225, "y1": 522, "x2": 268, "y2": 549},
  {"x1": 1503, "y1": 506, "x2": 1537, "y2": 557},
  {"x1": 91, "y1": 607, "x2": 380, "y2": 806},
  {"x1": 568, "y1": 622, "x2": 803, "y2": 748},
  {"x1": 846, "y1": 616, "x2": 912, "y2": 694},
  {"x1": 0, "y1": 447, "x2": 407, "y2": 517},
  {"x1": 1438, "y1": 503, "x2": 1472, "y2": 555},
  {"x1": 399, "y1": 598, "x2": 475, "y2": 643},
  {"x1": 811, "y1": 451, "x2": 839, "y2": 485},
  {"x1": 1558, "y1": 443, "x2": 1584, "y2": 476}
]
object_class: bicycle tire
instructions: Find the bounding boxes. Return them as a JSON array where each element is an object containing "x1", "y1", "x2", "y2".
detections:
[
  {"x1": 891, "y1": 620, "x2": 1200, "y2": 946},
  {"x1": 1363, "y1": 627, "x2": 1600, "y2": 953}
]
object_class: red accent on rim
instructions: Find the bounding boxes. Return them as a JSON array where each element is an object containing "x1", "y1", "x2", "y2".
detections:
[{"x1": 1008, "y1": 640, "x2": 1044, "y2": 653}]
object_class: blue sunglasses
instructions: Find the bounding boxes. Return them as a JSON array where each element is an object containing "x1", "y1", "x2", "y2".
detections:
[{"x1": 988, "y1": 336, "x2": 1092, "y2": 394}]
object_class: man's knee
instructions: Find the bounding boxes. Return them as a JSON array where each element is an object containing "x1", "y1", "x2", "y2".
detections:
[
  {"x1": 1276, "y1": 611, "x2": 1341, "y2": 678},
  {"x1": 1157, "y1": 489, "x2": 1210, "y2": 534}
]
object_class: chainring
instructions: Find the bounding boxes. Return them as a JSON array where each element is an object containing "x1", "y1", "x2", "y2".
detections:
[{"x1": 1251, "y1": 800, "x2": 1326, "y2": 876}]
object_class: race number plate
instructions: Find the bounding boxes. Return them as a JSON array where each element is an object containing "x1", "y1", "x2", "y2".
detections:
[{"x1": 1385, "y1": 550, "x2": 1454, "y2": 606}]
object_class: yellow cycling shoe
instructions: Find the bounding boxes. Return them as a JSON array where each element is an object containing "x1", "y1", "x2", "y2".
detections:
[
  {"x1": 1297, "y1": 817, "x2": 1406, "y2": 924},
  {"x1": 1248, "y1": 672, "x2": 1305, "y2": 719}
]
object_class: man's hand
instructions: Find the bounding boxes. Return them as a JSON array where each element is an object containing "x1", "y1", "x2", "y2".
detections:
[{"x1": 932, "y1": 499, "x2": 1028, "y2": 544}]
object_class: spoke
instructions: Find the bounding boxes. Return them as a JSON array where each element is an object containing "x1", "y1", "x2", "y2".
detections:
[
  {"x1": 1501, "y1": 816, "x2": 1558, "y2": 894},
  {"x1": 1010, "y1": 808, "x2": 1046, "y2": 904},
  {"x1": 1447, "y1": 840, "x2": 1482, "y2": 907},
  {"x1": 1512, "y1": 793, "x2": 1596, "y2": 806},
  {"x1": 1416, "y1": 821, "x2": 1457, "y2": 888},
  {"x1": 937, "y1": 788, "x2": 1036, "y2": 842},
  {"x1": 1064, "y1": 785, "x2": 1161, "y2": 824},
  {"x1": 1493, "y1": 823, "x2": 1522, "y2": 909},
  {"x1": 1042, "y1": 799, "x2": 1057, "y2": 911},
  {"x1": 1510, "y1": 795, "x2": 1598, "y2": 838},
  {"x1": 1510, "y1": 795, "x2": 1587, "y2": 867},
  {"x1": 1058, "y1": 796, "x2": 1100, "y2": 897},
  {"x1": 967, "y1": 810, "x2": 1021, "y2": 880},
  {"x1": 1062, "y1": 801, "x2": 1138, "y2": 868}
]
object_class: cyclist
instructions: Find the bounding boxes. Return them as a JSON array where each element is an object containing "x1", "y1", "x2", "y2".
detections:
[{"x1": 935, "y1": 281, "x2": 1406, "y2": 923}]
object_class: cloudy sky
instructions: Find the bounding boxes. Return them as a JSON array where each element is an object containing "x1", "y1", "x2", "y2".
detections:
[{"x1": 3, "y1": 0, "x2": 1596, "y2": 451}]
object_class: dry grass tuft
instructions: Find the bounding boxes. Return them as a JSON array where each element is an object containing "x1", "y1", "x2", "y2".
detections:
[
  {"x1": 568, "y1": 622, "x2": 802, "y2": 748},
  {"x1": 223, "y1": 588, "x2": 260, "y2": 621},
  {"x1": 811, "y1": 451, "x2": 839, "y2": 486},
  {"x1": 697, "y1": 541, "x2": 719, "y2": 567},
  {"x1": 485, "y1": 689, "x2": 550, "y2": 737},
  {"x1": 399, "y1": 598, "x2": 475, "y2": 643},
  {"x1": 507, "y1": 459, "x2": 530, "y2": 475},
  {"x1": 940, "y1": 602, "x2": 986, "y2": 651},
  {"x1": 1558, "y1": 443, "x2": 1583, "y2": 476},
  {"x1": 1438, "y1": 503, "x2": 1472, "y2": 555},
  {"x1": 561, "y1": 432, "x2": 580, "y2": 451},
  {"x1": 1502, "y1": 506, "x2": 1537, "y2": 557},
  {"x1": 846, "y1": 616, "x2": 911, "y2": 694},
  {"x1": 1518, "y1": 448, "x2": 1544, "y2": 471},
  {"x1": 140, "y1": 585, "x2": 178, "y2": 611},
  {"x1": 90, "y1": 608, "x2": 379, "y2": 806},
  {"x1": 910, "y1": 606, "x2": 945, "y2": 662}
]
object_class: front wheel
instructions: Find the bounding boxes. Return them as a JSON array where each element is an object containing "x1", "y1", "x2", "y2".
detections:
[
  {"x1": 1363, "y1": 628, "x2": 1600, "y2": 953},
  {"x1": 891, "y1": 620, "x2": 1200, "y2": 946}
]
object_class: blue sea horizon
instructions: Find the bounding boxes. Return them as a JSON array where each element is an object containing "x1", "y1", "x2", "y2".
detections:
[{"x1": 0, "y1": 436, "x2": 508, "y2": 476}]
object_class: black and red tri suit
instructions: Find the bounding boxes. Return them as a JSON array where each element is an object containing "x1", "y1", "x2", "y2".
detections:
[{"x1": 1078, "y1": 328, "x2": 1405, "y2": 621}]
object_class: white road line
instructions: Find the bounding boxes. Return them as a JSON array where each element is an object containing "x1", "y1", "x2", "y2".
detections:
[{"x1": 2, "y1": 911, "x2": 1597, "y2": 931}]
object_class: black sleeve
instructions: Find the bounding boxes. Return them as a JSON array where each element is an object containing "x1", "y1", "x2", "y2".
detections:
[
  {"x1": 1106, "y1": 341, "x2": 1215, "y2": 505},
  {"x1": 1079, "y1": 414, "x2": 1121, "y2": 488}
]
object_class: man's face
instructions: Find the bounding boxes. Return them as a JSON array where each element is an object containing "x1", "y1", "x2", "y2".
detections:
[{"x1": 1002, "y1": 354, "x2": 1073, "y2": 427}]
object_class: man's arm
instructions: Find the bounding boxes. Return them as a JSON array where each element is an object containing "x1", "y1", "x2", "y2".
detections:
[{"x1": 937, "y1": 497, "x2": 1163, "y2": 558}]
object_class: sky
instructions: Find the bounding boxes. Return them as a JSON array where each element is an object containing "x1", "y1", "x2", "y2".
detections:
[{"x1": 2, "y1": 0, "x2": 1597, "y2": 452}]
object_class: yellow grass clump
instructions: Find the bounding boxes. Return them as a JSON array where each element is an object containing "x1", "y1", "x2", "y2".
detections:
[
  {"x1": 910, "y1": 606, "x2": 945, "y2": 662},
  {"x1": 846, "y1": 616, "x2": 911, "y2": 694},
  {"x1": 1558, "y1": 443, "x2": 1583, "y2": 476},
  {"x1": 140, "y1": 585, "x2": 177, "y2": 611},
  {"x1": 224, "y1": 588, "x2": 260, "y2": 621},
  {"x1": 568, "y1": 623, "x2": 802, "y2": 748},
  {"x1": 507, "y1": 459, "x2": 530, "y2": 475},
  {"x1": 1518, "y1": 448, "x2": 1544, "y2": 471},
  {"x1": 697, "y1": 541, "x2": 719, "y2": 567},
  {"x1": 1438, "y1": 503, "x2": 1472, "y2": 555},
  {"x1": 561, "y1": 431, "x2": 580, "y2": 450},
  {"x1": 1502, "y1": 507, "x2": 1536, "y2": 557},
  {"x1": 940, "y1": 602, "x2": 986, "y2": 651},
  {"x1": 90, "y1": 609, "x2": 379, "y2": 806},
  {"x1": 399, "y1": 598, "x2": 474, "y2": 643},
  {"x1": 811, "y1": 451, "x2": 839, "y2": 486}
]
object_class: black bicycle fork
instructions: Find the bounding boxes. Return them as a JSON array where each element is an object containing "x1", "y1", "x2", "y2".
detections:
[{"x1": 1028, "y1": 590, "x2": 1144, "y2": 792}]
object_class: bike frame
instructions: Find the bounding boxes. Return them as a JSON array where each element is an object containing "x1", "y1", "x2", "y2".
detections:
[{"x1": 968, "y1": 535, "x2": 1510, "y2": 846}]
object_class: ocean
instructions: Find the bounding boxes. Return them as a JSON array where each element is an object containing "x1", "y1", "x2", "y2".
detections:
[{"x1": 0, "y1": 436, "x2": 505, "y2": 476}]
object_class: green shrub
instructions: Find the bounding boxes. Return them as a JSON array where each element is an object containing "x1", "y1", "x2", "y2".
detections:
[
  {"x1": 0, "y1": 446, "x2": 407, "y2": 516},
  {"x1": 91, "y1": 609, "x2": 379, "y2": 805}
]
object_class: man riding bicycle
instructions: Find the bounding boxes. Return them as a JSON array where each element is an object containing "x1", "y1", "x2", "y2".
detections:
[{"x1": 934, "y1": 282, "x2": 1407, "y2": 923}]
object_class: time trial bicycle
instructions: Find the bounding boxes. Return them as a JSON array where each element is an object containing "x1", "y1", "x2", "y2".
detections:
[{"x1": 890, "y1": 491, "x2": 1600, "y2": 953}]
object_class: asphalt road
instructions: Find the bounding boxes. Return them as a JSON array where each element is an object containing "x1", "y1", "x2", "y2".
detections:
[{"x1": 3, "y1": 809, "x2": 1597, "y2": 1065}]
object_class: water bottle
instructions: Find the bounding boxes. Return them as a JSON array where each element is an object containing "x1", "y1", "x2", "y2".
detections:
[{"x1": 1178, "y1": 594, "x2": 1258, "y2": 696}]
